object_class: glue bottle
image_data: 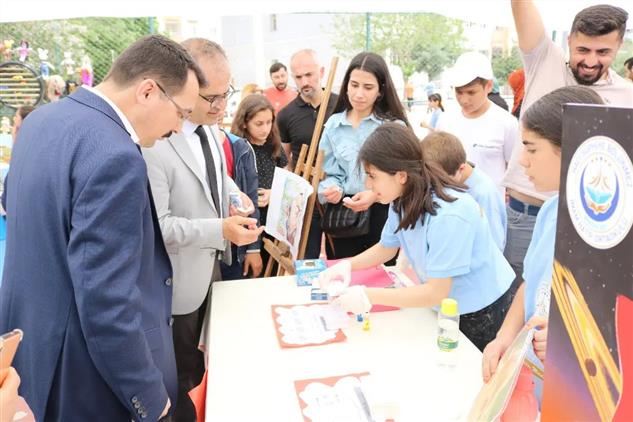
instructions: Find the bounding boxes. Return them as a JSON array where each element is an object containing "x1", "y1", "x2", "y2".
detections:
[{"x1": 437, "y1": 298, "x2": 459, "y2": 367}]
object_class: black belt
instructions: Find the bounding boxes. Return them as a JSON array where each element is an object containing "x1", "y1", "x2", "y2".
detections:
[{"x1": 509, "y1": 196, "x2": 541, "y2": 217}]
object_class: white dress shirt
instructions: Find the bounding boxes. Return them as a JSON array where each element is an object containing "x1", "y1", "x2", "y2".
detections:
[{"x1": 181, "y1": 120, "x2": 223, "y2": 210}]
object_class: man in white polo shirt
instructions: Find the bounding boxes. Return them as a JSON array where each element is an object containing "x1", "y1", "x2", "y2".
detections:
[
  {"x1": 436, "y1": 52, "x2": 519, "y2": 198},
  {"x1": 503, "y1": 1, "x2": 632, "y2": 284}
]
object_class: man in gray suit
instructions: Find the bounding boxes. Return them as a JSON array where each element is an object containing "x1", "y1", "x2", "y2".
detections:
[{"x1": 142, "y1": 38, "x2": 263, "y2": 421}]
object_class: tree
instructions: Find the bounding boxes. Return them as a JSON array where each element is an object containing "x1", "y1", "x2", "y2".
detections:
[
  {"x1": 331, "y1": 13, "x2": 465, "y2": 80},
  {"x1": 613, "y1": 39, "x2": 633, "y2": 79},
  {"x1": 0, "y1": 18, "x2": 151, "y2": 84},
  {"x1": 491, "y1": 46, "x2": 523, "y2": 86}
]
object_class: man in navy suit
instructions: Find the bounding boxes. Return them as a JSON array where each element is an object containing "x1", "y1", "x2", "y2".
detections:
[{"x1": 0, "y1": 35, "x2": 206, "y2": 421}]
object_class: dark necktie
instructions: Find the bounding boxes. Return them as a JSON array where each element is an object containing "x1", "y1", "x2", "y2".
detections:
[{"x1": 195, "y1": 125, "x2": 221, "y2": 215}]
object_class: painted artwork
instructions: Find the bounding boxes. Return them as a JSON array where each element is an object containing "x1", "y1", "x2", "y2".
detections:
[
  {"x1": 468, "y1": 326, "x2": 536, "y2": 421},
  {"x1": 541, "y1": 105, "x2": 633, "y2": 421},
  {"x1": 265, "y1": 167, "x2": 313, "y2": 258}
]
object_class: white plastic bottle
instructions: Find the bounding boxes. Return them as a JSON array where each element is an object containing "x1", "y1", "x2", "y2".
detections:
[{"x1": 437, "y1": 298, "x2": 460, "y2": 366}]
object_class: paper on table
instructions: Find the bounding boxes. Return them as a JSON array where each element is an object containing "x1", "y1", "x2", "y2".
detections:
[
  {"x1": 294, "y1": 372, "x2": 372, "y2": 422},
  {"x1": 271, "y1": 304, "x2": 347, "y2": 348}
]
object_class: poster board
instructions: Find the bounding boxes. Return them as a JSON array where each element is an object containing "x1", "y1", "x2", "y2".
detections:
[
  {"x1": 265, "y1": 167, "x2": 314, "y2": 259},
  {"x1": 541, "y1": 104, "x2": 633, "y2": 421}
]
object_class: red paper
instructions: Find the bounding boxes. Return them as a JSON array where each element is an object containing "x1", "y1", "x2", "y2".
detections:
[
  {"x1": 326, "y1": 261, "x2": 399, "y2": 312},
  {"x1": 614, "y1": 295, "x2": 633, "y2": 421},
  {"x1": 271, "y1": 304, "x2": 347, "y2": 348},
  {"x1": 294, "y1": 372, "x2": 370, "y2": 422}
]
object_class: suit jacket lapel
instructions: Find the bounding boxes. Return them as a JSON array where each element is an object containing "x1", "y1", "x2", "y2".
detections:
[{"x1": 168, "y1": 132, "x2": 217, "y2": 213}]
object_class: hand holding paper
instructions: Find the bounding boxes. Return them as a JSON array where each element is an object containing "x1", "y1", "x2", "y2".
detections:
[
  {"x1": 527, "y1": 315, "x2": 548, "y2": 363},
  {"x1": 317, "y1": 260, "x2": 351, "y2": 297}
]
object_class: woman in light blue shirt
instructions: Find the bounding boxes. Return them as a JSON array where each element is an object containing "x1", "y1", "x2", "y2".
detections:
[
  {"x1": 482, "y1": 86, "x2": 604, "y2": 386},
  {"x1": 319, "y1": 123, "x2": 514, "y2": 351},
  {"x1": 318, "y1": 52, "x2": 409, "y2": 260}
]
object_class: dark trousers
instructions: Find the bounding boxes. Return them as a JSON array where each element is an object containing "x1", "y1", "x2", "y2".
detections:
[
  {"x1": 304, "y1": 211, "x2": 324, "y2": 259},
  {"x1": 172, "y1": 289, "x2": 210, "y2": 422},
  {"x1": 326, "y1": 202, "x2": 395, "y2": 265},
  {"x1": 460, "y1": 287, "x2": 513, "y2": 352}
]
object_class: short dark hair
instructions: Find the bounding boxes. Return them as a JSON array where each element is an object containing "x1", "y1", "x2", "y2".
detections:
[
  {"x1": 334, "y1": 52, "x2": 410, "y2": 127},
  {"x1": 358, "y1": 123, "x2": 463, "y2": 232},
  {"x1": 105, "y1": 34, "x2": 207, "y2": 94},
  {"x1": 624, "y1": 57, "x2": 633, "y2": 70},
  {"x1": 269, "y1": 62, "x2": 287, "y2": 74},
  {"x1": 522, "y1": 86, "x2": 604, "y2": 148},
  {"x1": 421, "y1": 131, "x2": 466, "y2": 176},
  {"x1": 571, "y1": 5, "x2": 628, "y2": 39}
]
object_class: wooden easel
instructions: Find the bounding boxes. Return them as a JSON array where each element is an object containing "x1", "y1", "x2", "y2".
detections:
[{"x1": 263, "y1": 56, "x2": 339, "y2": 276}]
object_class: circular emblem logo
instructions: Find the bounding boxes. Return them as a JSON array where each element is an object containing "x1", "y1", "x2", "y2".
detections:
[{"x1": 566, "y1": 135, "x2": 633, "y2": 250}]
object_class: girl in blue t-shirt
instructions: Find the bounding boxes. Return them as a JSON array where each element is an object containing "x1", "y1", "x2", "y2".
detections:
[
  {"x1": 319, "y1": 122, "x2": 514, "y2": 351},
  {"x1": 481, "y1": 86, "x2": 604, "y2": 384}
]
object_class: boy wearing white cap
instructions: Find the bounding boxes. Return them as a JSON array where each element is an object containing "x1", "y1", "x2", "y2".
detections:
[{"x1": 435, "y1": 52, "x2": 519, "y2": 199}]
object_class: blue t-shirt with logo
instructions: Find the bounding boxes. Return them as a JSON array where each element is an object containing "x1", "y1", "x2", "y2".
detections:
[
  {"x1": 522, "y1": 195, "x2": 559, "y2": 322},
  {"x1": 380, "y1": 188, "x2": 514, "y2": 314}
]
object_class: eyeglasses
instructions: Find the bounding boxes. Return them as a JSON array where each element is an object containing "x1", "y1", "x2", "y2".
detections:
[
  {"x1": 199, "y1": 85, "x2": 236, "y2": 106},
  {"x1": 154, "y1": 80, "x2": 192, "y2": 121}
]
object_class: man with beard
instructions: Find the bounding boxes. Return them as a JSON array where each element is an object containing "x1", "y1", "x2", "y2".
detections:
[
  {"x1": 501, "y1": 1, "x2": 632, "y2": 291},
  {"x1": 263, "y1": 62, "x2": 297, "y2": 114},
  {"x1": 277, "y1": 49, "x2": 339, "y2": 258}
]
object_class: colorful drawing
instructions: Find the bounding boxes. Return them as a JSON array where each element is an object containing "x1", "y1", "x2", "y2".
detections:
[
  {"x1": 265, "y1": 167, "x2": 313, "y2": 258},
  {"x1": 468, "y1": 326, "x2": 536, "y2": 421}
]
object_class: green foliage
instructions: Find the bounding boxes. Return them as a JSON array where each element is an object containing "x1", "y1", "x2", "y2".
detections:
[
  {"x1": 491, "y1": 46, "x2": 523, "y2": 86},
  {"x1": 331, "y1": 13, "x2": 465, "y2": 80},
  {"x1": 613, "y1": 39, "x2": 633, "y2": 79},
  {"x1": 0, "y1": 18, "x2": 151, "y2": 84}
]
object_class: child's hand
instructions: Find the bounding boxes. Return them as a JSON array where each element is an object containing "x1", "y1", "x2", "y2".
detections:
[
  {"x1": 343, "y1": 190, "x2": 377, "y2": 212},
  {"x1": 317, "y1": 260, "x2": 351, "y2": 297},
  {"x1": 527, "y1": 315, "x2": 548, "y2": 363},
  {"x1": 482, "y1": 336, "x2": 511, "y2": 383},
  {"x1": 332, "y1": 286, "x2": 371, "y2": 314}
]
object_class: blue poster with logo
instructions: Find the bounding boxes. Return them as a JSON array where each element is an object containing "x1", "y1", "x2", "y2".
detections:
[{"x1": 542, "y1": 104, "x2": 633, "y2": 421}]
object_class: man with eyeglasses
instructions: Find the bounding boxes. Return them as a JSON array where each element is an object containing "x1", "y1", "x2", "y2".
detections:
[
  {"x1": 0, "y1": 35, "x2": 205, "y2": 421},
  {"x1": 142, "y1": 38, "x2": 263, "y2": 422}
]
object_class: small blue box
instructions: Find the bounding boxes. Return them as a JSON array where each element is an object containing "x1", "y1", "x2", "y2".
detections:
[{"x1": 294, "y1": 259, "x2": 327, "y2": 287}]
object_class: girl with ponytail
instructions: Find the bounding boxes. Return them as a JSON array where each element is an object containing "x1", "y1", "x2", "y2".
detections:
[{"x1": 319, "y1": 122, "x2": 515, "y2": 351}]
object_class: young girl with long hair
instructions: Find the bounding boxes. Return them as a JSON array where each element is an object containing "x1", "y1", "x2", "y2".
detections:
[
  {"x1": 482, "y1": 86, "x2": 604, "y2": 389},
  {"x1": 231, "y1": 95, "x2": 288, "y2": 266},
  {"x1": 420, "y1": 93, "x2": 444, "y2": 131},
  {"x1": 319, "y1": 123, "x2": 514, "y2": 351},
  {"x1": 319, "y1": 52, "x2": 410, "y2": 261}
]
